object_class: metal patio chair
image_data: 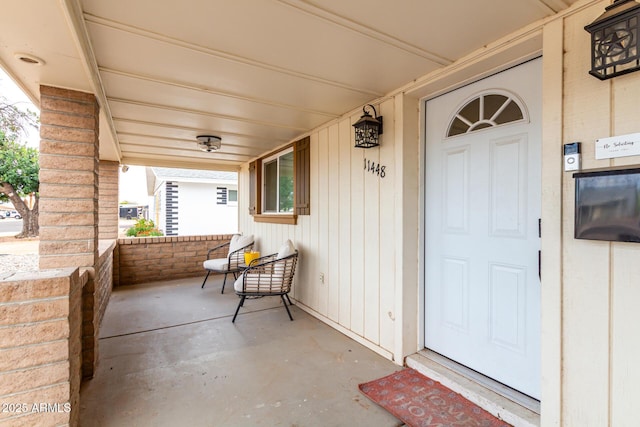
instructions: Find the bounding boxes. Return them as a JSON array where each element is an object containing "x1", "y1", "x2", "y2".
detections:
[
  {"x1": 202, "y1": 234, "x2": 254, "y2": 294},
  {"x1": 232, "y1": 240, "x2": 298, "y2": 322}
]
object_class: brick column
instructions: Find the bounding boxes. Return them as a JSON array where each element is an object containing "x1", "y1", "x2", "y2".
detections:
[
  {"x1": 39, "y1": 86, "x2": 99, "y2": 270},
  {"x1": 99, "y1": 161, "x2": 119, "y2": 240},
  {"x1": 38, "y1": 86, "x2": 100, "y2": 382}
]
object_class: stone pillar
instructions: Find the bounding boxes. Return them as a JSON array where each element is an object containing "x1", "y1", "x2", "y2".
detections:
[
  {"x1": 99, "y1": 161, "x2": 119, "y2": 240},
  {"x1": 39, "y1": 86, "x2": 99, "y2": 271},
  {"x1": 38, "y1": 86, "x2": 100, "y2": 382}
]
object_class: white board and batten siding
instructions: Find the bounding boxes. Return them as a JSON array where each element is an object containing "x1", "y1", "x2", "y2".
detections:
[
  {"x1": 239, "y1": 98, "x2": 398, "y2": 358},
  {"x1": 557, "y1": 3, "x2": 640, "y2": 425},
  {"x1": 234, "y1": 2, "x2": 640, "y2": 425}
]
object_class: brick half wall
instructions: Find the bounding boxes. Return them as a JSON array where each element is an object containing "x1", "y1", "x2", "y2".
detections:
[
  {"x1": 0, "y1": 268, "x2": 85, "y2": 427},
  {"x1": 116, "y1": 235, "x2": 233, "y2": 286},
  {"x1": 82, "y1": 241, "x2": 116, "y2": 379}
]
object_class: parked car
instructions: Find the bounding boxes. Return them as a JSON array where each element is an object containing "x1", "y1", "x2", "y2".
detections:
[{"x1": 5, "y1": 210, "x2": 21, "y2": 219}]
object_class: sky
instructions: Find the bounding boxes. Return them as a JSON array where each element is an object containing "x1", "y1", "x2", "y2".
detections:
[
  {"x1": 119, "y1": 166, "x2": 150, "y2": 205},
  {"x1": 0, "y1": 69, "x2": 39, "y2": 148}
]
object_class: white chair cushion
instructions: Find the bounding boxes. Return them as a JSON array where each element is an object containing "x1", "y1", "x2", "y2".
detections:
[
  {"x1": 203, "y1": 258, "x2": 229, "y2": 271},
  {"x1": 274, "y1": 240, "x2": 295, "y2": 275},
  {"x1": 276, "y1": 239, "x2": 295, "y2": 259},
  {"x1": 234, "y1": 275, "x2": 245, "y2": 292},
  {"x1": 229, "y1": 234, "x2": 253, "y2": 254},
  {"x1": 234, "y1": 273, "x2": 285, "y2": 293}
]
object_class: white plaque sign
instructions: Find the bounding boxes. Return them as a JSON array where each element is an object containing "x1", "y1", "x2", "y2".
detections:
[{"x1": 595, "y1": 133, "x2": 640, "y2": 159}]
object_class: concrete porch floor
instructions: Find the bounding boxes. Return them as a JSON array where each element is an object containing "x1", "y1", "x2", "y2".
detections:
[{"x1": 79, "y1": 276, "x2": 403, "y2": 426}]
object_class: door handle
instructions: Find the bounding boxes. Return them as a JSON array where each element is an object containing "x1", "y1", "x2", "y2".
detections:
[{"x1": 538, "y1": 250, "x2": 541, "y2": 281}]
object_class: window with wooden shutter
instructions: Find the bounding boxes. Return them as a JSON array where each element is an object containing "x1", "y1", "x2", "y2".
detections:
[
  {"x1": 295, "y1": 136, "x2": 310, "y2": 215},
  {"x1": 248, "y1": 160, "x2": 260, "y2": 215},
  {"x1": 251, "y1": 136, "x2": 310, "y2": 224}
]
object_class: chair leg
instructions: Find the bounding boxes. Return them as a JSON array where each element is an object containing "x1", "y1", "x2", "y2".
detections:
[
  {"x1": 281, "y1": 295, "x2": 294, "y2": 321},
  {"x1": 201, "y1": 271, "x2": 211, "y2": 289},
  {"x1": 232, "y1": 296, "x2": 245, "y2": 323},
  {"x1": 284, "y1": 294, "x2": 293, "y2": 306},
  {"x1": 221, "y1": 273, "x2": 228, "y2": 294}
]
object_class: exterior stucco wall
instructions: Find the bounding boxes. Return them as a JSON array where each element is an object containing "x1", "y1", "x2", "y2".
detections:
[
  {"x1": 177, "y1": 182, "x2": 238, "y2": 236},
  {"x1": 153, "y1": 181, "x2": 238, "y2": 237}
]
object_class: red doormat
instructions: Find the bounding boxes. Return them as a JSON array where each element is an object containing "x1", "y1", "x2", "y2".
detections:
[{"x1": 358, "y1": 368, "x2": 511, "y2": 427}]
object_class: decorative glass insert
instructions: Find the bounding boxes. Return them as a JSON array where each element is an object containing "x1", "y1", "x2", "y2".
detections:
[{"x1": 447, "y1": 93, "x2": 525, "y2": 137}]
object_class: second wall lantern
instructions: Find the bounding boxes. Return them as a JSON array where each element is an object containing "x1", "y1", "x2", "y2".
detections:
[
  {"x1": 353, "y1": 104, "x2": 383, "y2": 148},
  {"x1": 585, "y1": 0, "x2": 640, "y2": 80}
]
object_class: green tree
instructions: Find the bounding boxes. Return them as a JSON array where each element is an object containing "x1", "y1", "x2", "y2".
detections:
[{"x1": 0, "y1": 97, "x2": 39, "y2": 238}]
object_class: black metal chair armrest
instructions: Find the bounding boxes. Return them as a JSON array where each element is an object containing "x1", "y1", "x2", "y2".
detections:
[
  {"x1": 247, "y1": 253, "x2": 278, "y2": 268},
  {"x1": 206, "y1": 241, "x2": 230, "y2": 259},
  {"x1": 227, "y1": 241, "x2": 255, "y2": 270},
  {"x1": 241, "y1": 251, "x2": 297, "y2": 277}
]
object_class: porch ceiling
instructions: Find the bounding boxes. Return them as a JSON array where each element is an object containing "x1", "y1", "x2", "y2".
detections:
[{"x1": 1, "y1": 0, "x2": 580, "y2": 171}]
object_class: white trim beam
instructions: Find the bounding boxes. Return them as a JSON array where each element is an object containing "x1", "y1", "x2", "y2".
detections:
[
  {"x1": 111, "y1": 117, "x2": 291, "y2": 143},
  {"x1": 121, "y1": 155, "x2": 241, "y2": 172},
  {"x1": 60, "y1": 0, "x2": 122, "y2": 160},
  {"x1": 116, "y1": 132, "x2": 264, "y2": 154}
]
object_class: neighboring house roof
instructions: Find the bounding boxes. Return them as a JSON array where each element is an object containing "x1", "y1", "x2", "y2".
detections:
[
  {"x1": 146, "y1": 167, "x2": 238, "y2": 195},
  {"x1": 152, "y1": 167, "x2": 237, "y2": 181}
]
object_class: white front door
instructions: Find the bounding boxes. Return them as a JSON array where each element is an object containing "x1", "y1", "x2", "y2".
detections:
[{"x1": 424, "y1": 59, "x2": 541, "y2": 399}]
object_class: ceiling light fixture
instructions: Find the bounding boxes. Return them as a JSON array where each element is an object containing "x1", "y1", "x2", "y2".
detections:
[
  {"x1": 197, "y1": 135, "x2": 222, "y2": 152},
  {"x1": 14, "y1": 52, "x2": 45, "y2": 65}
]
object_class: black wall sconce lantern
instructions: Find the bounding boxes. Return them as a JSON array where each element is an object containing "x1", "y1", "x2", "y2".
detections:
[
  {"x1": 585, "y1": 0, "x2": 640, "y2": 80},
  {"x1": 353, "y1": 104, "x2": 383, "y2": 148}
]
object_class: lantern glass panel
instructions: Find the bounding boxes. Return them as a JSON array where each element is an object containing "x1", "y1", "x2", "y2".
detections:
[{"x1": 354, "y1": 117, "x2": 380, "y2": 148}]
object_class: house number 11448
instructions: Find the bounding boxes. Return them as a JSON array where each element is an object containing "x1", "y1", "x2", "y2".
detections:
[{"x1": 364, "y1": 158, "x2": 386, "y2": 178}]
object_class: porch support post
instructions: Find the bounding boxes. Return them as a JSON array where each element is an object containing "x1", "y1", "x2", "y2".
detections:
[
  {"x1": 541, "y1": 17, "x2": 565, "y2": 427},
  {"x1": 39, "y1": 85, "x2": 100, "y2": 270},
  {"x1": 38, "y1": 85, "x2": 100, "y2": 381},
  {"x1": 393, "y1": 92, "x2": 420, "y2": 362},
  {"x1": 99, "y1": 161, "x2": 120, "y2": 240}
]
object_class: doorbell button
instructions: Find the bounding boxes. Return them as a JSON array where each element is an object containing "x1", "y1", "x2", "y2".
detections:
[{"x1": 564, "y1": 142, "x2": 581, "y2": 171}]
